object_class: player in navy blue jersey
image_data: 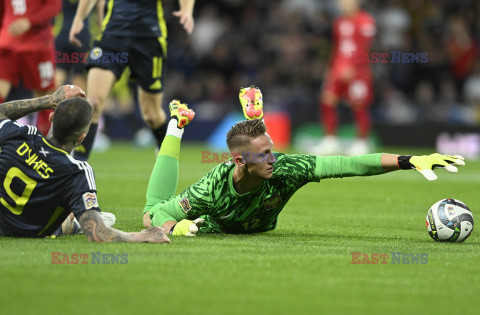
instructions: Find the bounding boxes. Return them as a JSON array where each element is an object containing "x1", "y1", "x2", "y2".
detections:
[
  {"x1": 55, "y1": 0, "x2": 104, "y2": 89},
  {"x1": 69, "y1": 0, "x2": 195, "y2": 161},
  {"x1": 0, "y1": 85, "x2": 170, "y2": 243}
]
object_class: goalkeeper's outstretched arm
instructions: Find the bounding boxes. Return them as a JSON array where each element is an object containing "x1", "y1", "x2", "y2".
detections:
[{"x1": 316, "y1": 153, "x2": 465, "y2": 181}]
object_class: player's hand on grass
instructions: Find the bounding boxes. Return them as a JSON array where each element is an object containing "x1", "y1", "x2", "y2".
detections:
[
  {"x1": 69, "y1": 18, "x2": 85, "y2": 47},
  {"x1": 8, "y1": 18, "x2": 31, "y2": 37},
  {"x1": 50, "y1": 85, "x2": 86, "y2": 108},
  {"x1": 140, "y1": 227, "x2": 171, "y2": 243},
  {"x1": 172, "y1": 218, "x2": 205, "y2": 236},
  {"x1": 399, "y1": 153, "x2": 465, "y2": 181},
  {"x1": 173, "y1": 10, "x2": 194, "y2": 35}
]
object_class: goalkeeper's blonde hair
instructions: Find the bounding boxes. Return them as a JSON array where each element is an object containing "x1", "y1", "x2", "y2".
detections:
[{"x1": 226, "y1": 119, "x2": 266, "y2": 152}]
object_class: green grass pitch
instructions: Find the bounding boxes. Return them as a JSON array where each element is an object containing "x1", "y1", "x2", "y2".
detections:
[{"x1": 1, "y1": 143, "x2": 479, "y2": 314}]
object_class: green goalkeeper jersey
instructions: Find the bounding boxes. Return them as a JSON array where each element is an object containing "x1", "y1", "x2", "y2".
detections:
[{"x1": 149, "y1": 153, "x2": 384, "y2": 233}]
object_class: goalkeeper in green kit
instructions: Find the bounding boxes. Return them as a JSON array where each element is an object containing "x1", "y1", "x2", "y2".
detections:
[{"x1": 142, "y1": 86, "x2": 465, "y2": 236}]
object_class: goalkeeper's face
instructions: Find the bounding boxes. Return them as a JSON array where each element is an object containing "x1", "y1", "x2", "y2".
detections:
[{"x1": 242, "y1": 133, "x2": 276, "y2": 179}]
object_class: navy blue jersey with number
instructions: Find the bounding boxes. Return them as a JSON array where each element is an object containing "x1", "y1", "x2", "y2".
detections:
[
  {"x1": 99, "y1": 0, "x2": 167, "y2": 38},
  {"x1": 0, "y1": 119, "x2": 100, "y2": 237}
]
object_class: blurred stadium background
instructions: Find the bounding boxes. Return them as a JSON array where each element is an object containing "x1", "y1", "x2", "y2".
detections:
[{"x1": 5, "y1": 0, "x2": 480, "y2": 154}]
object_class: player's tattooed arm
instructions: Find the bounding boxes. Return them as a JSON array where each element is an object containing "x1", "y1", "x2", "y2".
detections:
[
  {"x1": 0, "y1": 96, "x2": 52, "y2": 120},
  {"x1": 78, "y1": 210, "x2": 171, "y2": 243},
  {"x1": 0, "y1": 85, "x2": 85, "y2": 120}
]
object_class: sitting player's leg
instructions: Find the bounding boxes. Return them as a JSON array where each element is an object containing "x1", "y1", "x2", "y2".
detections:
[
  {"x1": 137, "y1": 87, "x2": 167, "y2": 148},
  {"x1": 73, "y1": 67, "x2": 116, "y2": 160},
  {"x1": 143, "y1": 100, "x2": 194, "y2": 227}
]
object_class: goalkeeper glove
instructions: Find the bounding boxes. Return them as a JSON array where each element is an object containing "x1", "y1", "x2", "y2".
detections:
[
  {"x1": 397, "y1": 153, "x2": 465, "y2": 181},
  {"x1": 171, "y1": 218, "x2": 205, "y2": 236}
]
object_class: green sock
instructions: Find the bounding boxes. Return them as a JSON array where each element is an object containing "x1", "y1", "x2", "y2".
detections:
[{"x1": 144, "y1": 135, "x2": 180, "y2": 213}]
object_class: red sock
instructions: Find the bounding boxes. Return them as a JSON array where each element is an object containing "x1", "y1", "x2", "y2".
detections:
[
  {"x1": 0, "y1": 96, "x2": 4, "y2": 104},
  {"x1": 36, "y1": 109, "x2": 53, "y2": 136},
  {"x1": 353, "y1": 107, "x2": 370, "y2": 138},
  {"x1": 321, "y1": 102, "x2": 337, "y2": 135}
]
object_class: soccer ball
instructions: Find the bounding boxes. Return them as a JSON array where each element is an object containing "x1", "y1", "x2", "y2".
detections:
[{"x1": 426, "y1": 198, "x2": 474, "y2": 242}]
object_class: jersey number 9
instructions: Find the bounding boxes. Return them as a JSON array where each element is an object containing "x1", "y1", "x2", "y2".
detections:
[{"x1": 1, "y1": 167, "x2": 37, "y2": 215}]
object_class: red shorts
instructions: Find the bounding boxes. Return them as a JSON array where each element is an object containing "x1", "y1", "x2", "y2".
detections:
[
  {"x1": 322, "y1": 70, "x2": 373, "y2": 108},
  {"x1": 0, "y1": 48, "x2": 55, "y2": 91}
]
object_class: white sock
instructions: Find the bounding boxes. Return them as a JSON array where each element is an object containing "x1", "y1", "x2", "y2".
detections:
[{"x1": 166, "y1": 119, "x2": 184, "y2": 139}]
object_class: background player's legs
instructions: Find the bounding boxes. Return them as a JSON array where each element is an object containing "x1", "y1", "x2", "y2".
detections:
[
  {"x1": 73, "y1": 67, "x2": 116, "y2": 161},
  {"x1": 143, "y1": 120, "x2": 184, "y2": 227},
  {"x1": 0, "y1": 79, "x2": 13, "y2": 104},
  {"x1": 321, "y1": 91, "x2": 339, "y2": 136},
  {"x1": 54, "y1": 68, "x2": 69, "y2": 89},
  {"x1": 352, "y1": 106, "x2": 370, "y2": 139},
  {"x1": 344, "y1": 105, "x2": 371, "y2": 156},
  {"x1": 71, "y1": 74, "x2": 87, "y2": 92},
  {"x1": 313, "y1": 90, "x2": 342, "y2": 155},
  {"x1": 0, "y1": 48, "x2": 16, "y2": 104},
  {"x1": 345, "y1": 78, "x2": 373, "y2": 156},
  {"x1": 16, "y1": 50, "x2": 56, "y2": 134},
  {"x1": 55, "y1": 69, "x2": 87, "y2": 91},
  {"x1": 137, "y1": 87, "x2": 167, "y2": 148},
  {"x1": 34, "y1": 89, "x2": 55, "y2": 135}
]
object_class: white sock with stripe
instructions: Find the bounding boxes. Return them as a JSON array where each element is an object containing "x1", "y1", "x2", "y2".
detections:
[{"x1": 166, "y1": 119, "x2": 184, "y2": 139}]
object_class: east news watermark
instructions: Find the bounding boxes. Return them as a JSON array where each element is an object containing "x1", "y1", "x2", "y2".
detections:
[
  {"x1": 352, "y1": 51, "x2": 428, "y2": 64},
  {"x1": 201, "y1": 151, "x2": 276, "y2": 164},
  {"x1": 51, "y1": 252, "x2": 128, "y2": 264},
  {"x1": 351, "y1": 252, "x2": 428, "y2": 264},
  {"x1": 55, "y1": 48, "x2": 128, "y2": 64}
]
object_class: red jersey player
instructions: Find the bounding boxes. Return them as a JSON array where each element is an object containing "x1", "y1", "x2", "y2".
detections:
[
  {"x1": 315, "y1": 0, "x2": 376, "y2": 156},
  {"x1": 0, "y1": 0, "x2": 61, "y2": 135}
]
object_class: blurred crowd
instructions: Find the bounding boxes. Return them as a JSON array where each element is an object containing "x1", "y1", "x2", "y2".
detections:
[
  {"x1": 162, "y1": 0, "x2": 480, "y2": 128},
  {"x1": 8, "y1": 0, "x2": 477, "y2": 138}
]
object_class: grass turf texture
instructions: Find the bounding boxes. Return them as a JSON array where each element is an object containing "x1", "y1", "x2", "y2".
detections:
[{"x1": 1, "y1": 143, "x2": 479, "y2": 314}]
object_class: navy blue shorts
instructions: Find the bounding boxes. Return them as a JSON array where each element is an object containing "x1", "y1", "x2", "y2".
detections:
[
  {"x1": 55, "y1": 30, "x2": 91, "y2": 75},
  {"x1": 86, "y1": 35, "x2": 167, "y2": 93}
]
